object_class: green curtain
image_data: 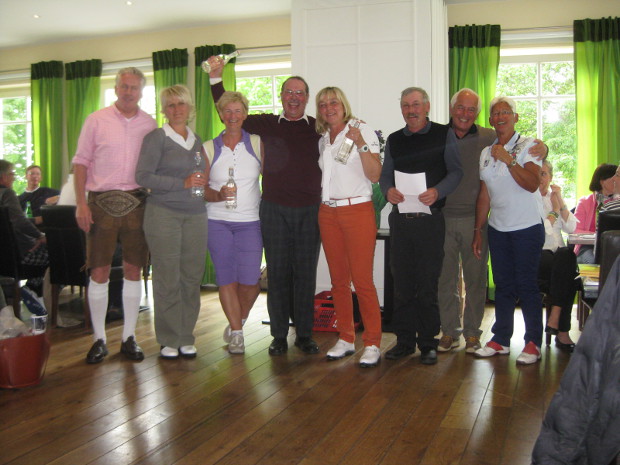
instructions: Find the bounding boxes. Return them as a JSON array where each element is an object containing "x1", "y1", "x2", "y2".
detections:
[
  {"x1": 153, "y1": 48, "x2": 188, "y2": 127},
  {"x1": 574, "y1": 17, "x2": 620, "y2": 197},
  {"x1": 194, "y1": 43, "x2": 237, "y2": 285},
  {"x1": 31, "y1": 60, "x2": 64, "y2": 189},
  {"x1": 65, "y1": 59, "x2": 102, "y2": 161},
  {"x1": 449, "y1": 24, "x2": 501, "y2": 127}
]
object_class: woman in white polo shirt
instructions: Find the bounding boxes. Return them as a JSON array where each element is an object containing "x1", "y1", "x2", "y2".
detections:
[
  {"x1": 472, "y1": 96, "x2": 544, "y2": 365},
  {"x1": 315, "y1": 86, "x2": 383, "y2": 367}
]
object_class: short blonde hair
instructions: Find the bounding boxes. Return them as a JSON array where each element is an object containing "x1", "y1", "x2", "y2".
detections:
[
  {"x1": 216, "y1": 91, "x2": 249, "y2": 118},
  {"x1": 159, "y1": 84, "x2": 195, "y2": 121},
  {"x1": 314, "y1": 86, "x2": 354, "y2": 134}
]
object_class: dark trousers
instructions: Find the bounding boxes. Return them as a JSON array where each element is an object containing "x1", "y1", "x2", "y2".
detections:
[
  {"x1": 389, "y1": 209, "x2": 444, "y2": 350},
  {"x1": 488, "y1": 223, "x2": 545, "y2": 347},
  {"x1": 260, "y1": 200, "x2": 321, "y2": 339},
  {"x1": 538, "y1": 248, "x2": 578, "y2": 332}
]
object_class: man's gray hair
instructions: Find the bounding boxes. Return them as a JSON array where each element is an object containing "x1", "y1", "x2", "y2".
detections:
[
  {"x1": 450, "y1": 88, "x2": 481, "y2": 114},
  {"x1": 401, "y1": 87, "x2": 429, "y2": 104},
  {"x1": 116, "y1": 67, "x2": 146, "y2": 88},
  {"x1": 489, "y1": 96, "x2": 517, "y2": 114}
]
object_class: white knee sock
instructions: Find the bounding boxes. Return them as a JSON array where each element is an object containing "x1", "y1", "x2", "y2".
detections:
[
  {"x1": 88, "y1": 279, "x2": 109, "y2": 342},
  {"x1": 122, "y1": 279, "x2": 142, "y2": 342}
]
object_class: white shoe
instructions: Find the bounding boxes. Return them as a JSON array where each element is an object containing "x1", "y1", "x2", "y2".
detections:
[
  {"x1": 228, "y1": 333, "x2": 245, "y2": 354},
  {"x1": 223, "y1": 324, "x2": 232, "y2": 343},
  {"x1": 326, "y1": 339, "x2": 355, "y2": 360},
  {"x1": 516, "y1": 341, "x2": 541, "y2": 365},
  {"x1": 160, "y1": 346, "x2": 179, "y2": 359},
  {"x1": 359, "y1": 345, "x2": 381, "y2": 367},
  {"x1": 475, "y1": 341, "x2": 510, "y2": 358},
  {"x1": 179, "y1": 345, "x2": 197, "y2": 358}
]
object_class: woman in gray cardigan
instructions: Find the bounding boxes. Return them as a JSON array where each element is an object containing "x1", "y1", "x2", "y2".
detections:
[{"x1": 136, "y1": 85, "x2": 207, "y2": 359}]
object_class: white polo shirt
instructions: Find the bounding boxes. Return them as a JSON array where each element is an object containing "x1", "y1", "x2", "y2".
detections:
[{"x1": 480, "y1": 132, "x2": 544, "y2": 232}]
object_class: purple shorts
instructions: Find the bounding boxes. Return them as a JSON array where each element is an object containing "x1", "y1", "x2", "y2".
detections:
[{"x1": 207, "y1": 219, "x2": 263, "y2": 286}]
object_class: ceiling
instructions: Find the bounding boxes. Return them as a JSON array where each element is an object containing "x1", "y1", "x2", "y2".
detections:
[{"x1": 0, "y1": 0, "x2": 292, "y2": 50}]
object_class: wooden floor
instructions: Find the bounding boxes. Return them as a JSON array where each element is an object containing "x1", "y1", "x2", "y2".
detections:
[{"x1": 0, "y1": 288, "x2": 578, "y2": 465}]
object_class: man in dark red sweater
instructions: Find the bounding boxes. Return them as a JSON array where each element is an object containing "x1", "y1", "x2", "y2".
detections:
[{"x1": 207, "y1": 57, "x2": 322, "y2": 356}]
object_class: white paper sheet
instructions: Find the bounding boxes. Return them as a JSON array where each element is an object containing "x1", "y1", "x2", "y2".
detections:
[{"x1": 394, "y1": 171, "x2": 431, "y2": 214}]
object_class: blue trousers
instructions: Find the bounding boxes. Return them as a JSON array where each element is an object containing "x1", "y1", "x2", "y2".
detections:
[{"x1": 488, "y1": 223, "x2": 544, "y2": 348}]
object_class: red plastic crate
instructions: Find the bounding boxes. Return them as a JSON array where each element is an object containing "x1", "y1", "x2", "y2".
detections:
[{"x1": 313, "y1": 291, "x2": 361, "y2": 332}]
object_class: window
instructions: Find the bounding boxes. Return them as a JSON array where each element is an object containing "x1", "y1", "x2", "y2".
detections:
[
  {"x1": 497, "y1": 47, "x2": 576, "y2": 201},
  {"x1": 234, "y1": 49, "x2": 291, "y2": 115},
  {"x1": 0, "y1": 96, "x2": 32, "y2": 192},
  {"x1": 236, "y1": 75, "x2": 289, "y2": 115}
]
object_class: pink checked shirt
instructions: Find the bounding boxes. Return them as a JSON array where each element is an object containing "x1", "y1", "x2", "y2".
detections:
[{"x1": 72, "y1": 105, "x2": 157, "y2": 192}]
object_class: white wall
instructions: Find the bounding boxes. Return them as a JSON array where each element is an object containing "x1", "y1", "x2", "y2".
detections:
[{"x1": 291, "y1": 0, "x2": 450, "y2": 297}]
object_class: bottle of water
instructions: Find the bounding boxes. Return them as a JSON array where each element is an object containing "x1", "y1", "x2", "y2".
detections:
[
  {"x1": 334, "y1": 120, "x2": 360, "y2": 165},
  {"x1": 225, "y1": 167, "x2": 237, "y2": 210},
  {"x1": 191, "y1": 152, "x2": 204, "y2": 199},
  {"x1": 201, "y1": 51, "x2": 240, "y2": 73}
]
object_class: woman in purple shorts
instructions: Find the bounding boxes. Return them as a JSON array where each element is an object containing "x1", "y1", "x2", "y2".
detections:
[{"x1": 204, "y1": 91, "x2": 264, "y2": 354}]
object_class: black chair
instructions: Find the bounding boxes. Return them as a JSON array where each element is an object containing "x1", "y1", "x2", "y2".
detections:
[
  {"x1": 40, "y1": 205, "x2": 90, "y2": 328},
  {"x1": 594, "y1": 209, "x2": 620, "y2": 264},
  {"x1": 0, "y1": 206, "x2": 47, "y2": 319}
]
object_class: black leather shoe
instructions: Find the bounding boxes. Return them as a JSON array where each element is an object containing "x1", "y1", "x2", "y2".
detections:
[
  {"x1": 294, "y1": 337, "x2": 320, "y2": 354},
  {"x1": 555, "y1": 338, "x2": 575, "y2": 353},
  {"x1": 268, "y1": 338, "x2": 288, "y2": 356},
  {"x1": 120, "y1": 335, "x2": 145, "y2": 361},
  {"x1": 86, "y1": 339, "x2": 108, "y2": 364},
  {"x1": 420, "y1": 348, "x2": 438, "y2": 365},
  {"x1": 385, "y1": 343, "x2": 415, "y2": 360},
  {"x1": 545, "y1": 325, "x2": 559, "y2": 335}
]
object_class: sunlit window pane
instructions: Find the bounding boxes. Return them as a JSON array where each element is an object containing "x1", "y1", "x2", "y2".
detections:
[{"x1": 497, "y1": 63, "x2": 537, "y2": 97}]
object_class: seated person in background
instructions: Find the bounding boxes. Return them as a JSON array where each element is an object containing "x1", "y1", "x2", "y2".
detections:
[
  {"x1": 18, "y1": 165, "x2": 60, "y2": 225},
  {"x1": 538, "y1": 160, "x2": 578, "y2": 352},
  {"x1": 0, "y1": 160, "x2": 48, "y2": 303},
  {"x1": 573, "y1": 163, "x2": 618, "y2": 264},
  {"x1": 599, "y1": 165, "x2": 620, "y2": 214}
]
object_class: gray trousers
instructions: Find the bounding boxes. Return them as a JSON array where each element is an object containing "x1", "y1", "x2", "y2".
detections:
[
  {"x1": 144, "y1": 202, "x2": 207, "y2": 348},
  {"x1": 438, "y1": 216, "x2": 488, "y2": 339}
]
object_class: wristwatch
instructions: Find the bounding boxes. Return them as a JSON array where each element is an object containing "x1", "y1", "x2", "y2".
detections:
[
  {"x1": 359, "y1": 144, "x2": 369, "y2": 153},
  {"x1": 508, "y1": 159, "x2": 517, "y2": 168}
]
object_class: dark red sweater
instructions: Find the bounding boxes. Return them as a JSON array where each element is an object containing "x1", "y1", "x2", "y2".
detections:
[{"x1": 212, "y1": 82, "x2": 321, "y2": 207}]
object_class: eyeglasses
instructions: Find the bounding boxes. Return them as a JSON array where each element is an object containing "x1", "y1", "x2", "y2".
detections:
[
  {"x1": 282, "y1": 90, "x2": 306, "y2": 97},
  {"x1": 491, "y1": 110, "x2": 514, "y2": 118}
]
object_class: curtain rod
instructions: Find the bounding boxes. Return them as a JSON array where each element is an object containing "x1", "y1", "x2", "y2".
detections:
[{"x1": 0, "y1": 44, "x2": 292, "y2": 80}]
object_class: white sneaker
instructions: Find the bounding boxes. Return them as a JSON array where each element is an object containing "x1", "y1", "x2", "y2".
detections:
[
  {"x1": 223, "y1": 324, "x2": 232, "y2": 343},
  {"x1": 359, "y1": 345, "x2": 381, "y2": 367},
  {"x1": 326, "y1": 339, "x2": 355, "y2": 360},
  {"x1": 160, "y1": 346, "x2": 179, "y2": 359},
  {"x1": 475, "y1": 341, "x2": 510, "y2": 357},
  {"x1": 228, "y1": 333, "x2": 245, "y2": 354},
  {"x1": 516, "y1": 341, "x2": 541, "y2": 365},
  {"x1": 179, "y1": 345, "x2": 197, "y2": 358}
]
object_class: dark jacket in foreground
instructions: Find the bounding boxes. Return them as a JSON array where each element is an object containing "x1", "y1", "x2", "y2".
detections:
[{"x1": 532, "y1": 256, "x2": 620, "y2": 464}]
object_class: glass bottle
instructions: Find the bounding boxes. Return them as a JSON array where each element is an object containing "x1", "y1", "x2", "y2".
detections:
[
  {"x1": 25, "y1": 201, "x2": 33, "y2": 218},
  {"x1": 191, "y1": 152, "x2": 205, "y2": 198},
  {"x1": 201, "y1": 51, "x2": 240, "y2": 73},
  {"x1": 225, "y1": 167, "x2": 237, "y2": 210},
  {"x1": 334, "y1": 120, "x2": 360, "y2": 165}
]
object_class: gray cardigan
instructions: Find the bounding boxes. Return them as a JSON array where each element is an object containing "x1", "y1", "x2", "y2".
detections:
[{"x1": 135, "y1": 128, "x2": 206, "y2": 215}]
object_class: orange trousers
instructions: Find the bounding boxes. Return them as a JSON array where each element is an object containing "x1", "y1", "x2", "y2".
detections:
[{"x1": 318, "y1": 201, "x2": 382, "y2": 347}]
